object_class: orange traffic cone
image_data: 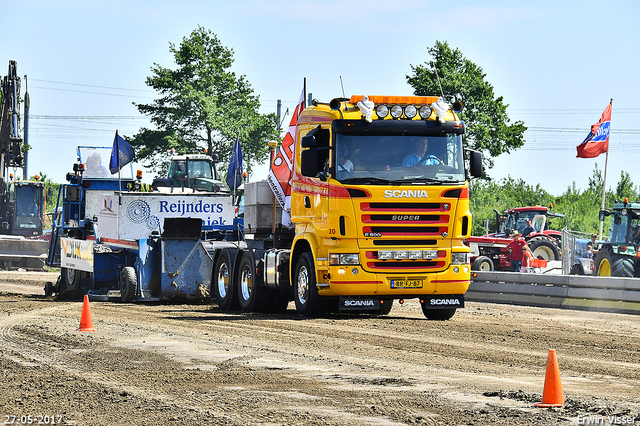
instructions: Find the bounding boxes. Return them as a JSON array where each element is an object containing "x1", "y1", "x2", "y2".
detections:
[
  {"x1": 77, "y1": 294, "x2": 96, "y2": 332},
  {"x1": 534, "y1": 349, "x2": 564, "y2": 407}
]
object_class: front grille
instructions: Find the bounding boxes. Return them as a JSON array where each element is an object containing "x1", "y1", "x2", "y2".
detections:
[
  {"x1": 364, "y1": 214, "x2": 440, "y2": 222},
  {"x1": 363, "y1": 202, "x2": 441, "y2": 210},
  {"x1": 359, "y1": 202, "x2": 449, "y2": 238},
  {"x1": 367, "y1": 226, "x2": 442, "y2": 234},
  {"x1": 373, "y1": 239, "x2": 437, "y2": 246},
  {"x1": 359, "y1": 199, "x2": 452, "y2": 272}
]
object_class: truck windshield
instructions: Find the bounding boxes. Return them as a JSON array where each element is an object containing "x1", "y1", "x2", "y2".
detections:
[
  {"x1": 169, "y1": 160, "x2": 214, "y2": 179},
  {"x1": 333, "y1": 133, "x2": 465, "y2": 184},
  {"x1": 78, "y1": 147, "x2": 134, "y2": 179}
]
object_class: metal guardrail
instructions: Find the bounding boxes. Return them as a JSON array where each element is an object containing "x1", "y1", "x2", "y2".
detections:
[{"x1": 468, "y1": 271, "x2": 640, "y2": 315}]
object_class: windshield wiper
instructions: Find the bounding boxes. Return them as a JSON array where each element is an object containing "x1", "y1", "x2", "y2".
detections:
[
  {"x1": 391, "y1": 177, "x2": 443, "y2": 184},
  {"x1": 339, "y1": 177, "x2": 392, "y2": 185}
]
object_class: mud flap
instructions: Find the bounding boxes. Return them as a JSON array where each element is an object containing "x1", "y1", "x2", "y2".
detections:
[
  {"x1": 424, "y1": 295, "x2": 464, "y2": 309},
  {"x1": 338, "y1": 296, "x2": 380, "y2": 311}
]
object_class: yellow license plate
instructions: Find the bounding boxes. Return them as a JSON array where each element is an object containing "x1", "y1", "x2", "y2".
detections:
[{"x1": 391, "y1": 280, "x2": 423, "y2": 289}]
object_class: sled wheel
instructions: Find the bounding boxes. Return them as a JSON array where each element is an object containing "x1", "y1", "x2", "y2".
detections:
[{"x1": 120, "y1": 266, "x2": 137, "y2": 302}]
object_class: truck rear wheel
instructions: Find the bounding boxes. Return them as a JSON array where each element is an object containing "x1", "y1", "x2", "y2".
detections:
[
  {"x1": 120, "y1": 266, "x2": 137, "y2": 302},
  {"x1": 237, "y1": 251, "x2": 269, "y2": 313},
  {"x1": 293, "y1": 252, "x2": 322, "y2": 317},
  {"x1": 214, "y1": 249, "x2": 239, "y2": 311}
]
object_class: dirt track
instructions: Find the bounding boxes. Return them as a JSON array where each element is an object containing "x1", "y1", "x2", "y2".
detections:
[{"x1": 1, "y1": 271, "x2": 639, "y2": 425}]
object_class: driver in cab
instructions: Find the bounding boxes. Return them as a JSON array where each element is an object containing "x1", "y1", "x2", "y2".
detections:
[{"x1": 402, "y1": 139, "x2": 441, "y2": 167}]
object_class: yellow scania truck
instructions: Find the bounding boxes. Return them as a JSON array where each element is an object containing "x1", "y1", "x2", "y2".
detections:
[{"x1": 216, "y1": 95, "x2": 482, "y2": 320}]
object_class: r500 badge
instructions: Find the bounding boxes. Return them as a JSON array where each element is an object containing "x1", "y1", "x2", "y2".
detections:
[{"x1": 364, "y1": 232, "x2": 382, "y2": 237}]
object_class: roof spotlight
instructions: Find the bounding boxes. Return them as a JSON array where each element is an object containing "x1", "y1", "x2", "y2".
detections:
[
  {"x1": 375, "y1": 104, "x2": 389, "y2": 119},
  {"x1": 404, "y1": 104, "x2": 417, "y2": 119},
  {"x1": 390, "y1": 105, "x2": 403, "y2": 119},
  {"x1": 419, "y1": 105, "x2": 432, "y2": 119},
  {"x1": 452, "y1": 101, "x2": 464, "y2": 113}
]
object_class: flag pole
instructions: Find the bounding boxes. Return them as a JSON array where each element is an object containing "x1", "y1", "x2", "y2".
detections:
[
  {"x1": 598, "y1": 99, "x2": 613, "y2": 241},
  {"x1": 233, "y1": 133, "x2": 239, "y2": 206},
  {"x1": 116, "y1": 130, "x2": 123, "y2": 205}
]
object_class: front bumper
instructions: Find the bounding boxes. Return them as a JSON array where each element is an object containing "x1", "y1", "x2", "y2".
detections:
[{"x1": 317, "y1": 263, "x2": 471, "y2": 297}]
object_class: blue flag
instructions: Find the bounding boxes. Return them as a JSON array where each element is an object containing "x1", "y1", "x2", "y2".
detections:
[
  {"x1": 226, "y1": 137, "x2": 243, "y2": 191},
  {"x1": 109, "y1": 132, "x2": 135, "y2": 174}
]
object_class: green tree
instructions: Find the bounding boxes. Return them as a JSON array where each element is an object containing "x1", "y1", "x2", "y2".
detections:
[
  {"x1": 407, "y1": 41, "x2": 527, "y2": 169},
  {"x1": 132, "y1": 26, "x2": 279, "y2": 176},
  {"x1": 615, "y1": 170, "x2": 637, "y2": 200}
]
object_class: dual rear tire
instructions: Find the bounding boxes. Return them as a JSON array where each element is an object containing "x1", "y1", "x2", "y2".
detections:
[{"x1": 214, "y1": 249, "x2": 290, "y2": 314}]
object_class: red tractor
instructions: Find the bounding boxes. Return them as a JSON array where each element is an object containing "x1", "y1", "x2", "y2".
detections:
[{"x1": 467, "y1": 206, "x2": 564, "y2": 271}]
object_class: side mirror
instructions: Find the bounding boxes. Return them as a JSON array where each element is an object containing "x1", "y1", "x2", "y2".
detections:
[
  {"x1": 301, "y1": 149, "x2": 318, "y2": 177},
  {"x1": 468, "y1": 149, "x2": 482, "y2": 178},
  {"x1": 210, "y1": 153, "x2": 219, "y2": 161},
  {"x1": 599, "y1": 210, "x2": 610, "y2": 221},
  {"x1": 301, "y1": 125, "x2": 329, "y2": 148},
  {"x1": 301, "y1": 133, "x2": 317, "y2": 148}
]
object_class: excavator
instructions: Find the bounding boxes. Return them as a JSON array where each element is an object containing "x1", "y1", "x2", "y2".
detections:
[{"x1": 0, "y1": 60, "x2": 47, "y2": 269}]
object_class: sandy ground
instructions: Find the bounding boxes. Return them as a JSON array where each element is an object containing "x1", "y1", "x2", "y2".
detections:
[{"x1": 1, "y1": 271, "x2": 639, "y2": 425}]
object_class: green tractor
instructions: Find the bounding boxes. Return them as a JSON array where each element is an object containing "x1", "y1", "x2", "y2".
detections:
[{"x1": 596, "y1": 198, "x2": 640, "y2": 277}]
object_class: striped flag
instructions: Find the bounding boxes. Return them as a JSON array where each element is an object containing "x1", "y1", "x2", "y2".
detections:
[{"x1": 267, "y1": 88, "x2": 305, "y2": 227}]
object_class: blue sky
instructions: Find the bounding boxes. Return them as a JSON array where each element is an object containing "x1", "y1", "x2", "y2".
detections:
[{"x1": 2, "y1": 0, "x2": 639, "y2": 196}]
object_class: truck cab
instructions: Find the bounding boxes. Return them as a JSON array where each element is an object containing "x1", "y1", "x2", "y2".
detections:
[{"x1": 151, "y1": 154, "x2": 226, "y2": 193}]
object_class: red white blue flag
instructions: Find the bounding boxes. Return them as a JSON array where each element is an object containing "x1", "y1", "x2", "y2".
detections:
[{"x1": 577, "y1": 102, "x2": 612, "y2": 158}]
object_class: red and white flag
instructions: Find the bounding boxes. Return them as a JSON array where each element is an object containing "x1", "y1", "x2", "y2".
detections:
[
  {"x1": 267, "y1": 88, "x2": 305, "y2": 227},
  {"x1": 577, "y1": 102, "x2": 612, "y2": 159}
]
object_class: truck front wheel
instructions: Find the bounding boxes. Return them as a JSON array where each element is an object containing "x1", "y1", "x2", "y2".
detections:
[
  {"x1": 421, "y1": 305, "x2": 457, "y2": 321},
  {"x1": 294, "y1": 252, "x2": 322, "y2": 317},
  {"x1": 376, "y1": 299, "x2": 393, "y2": 315}
]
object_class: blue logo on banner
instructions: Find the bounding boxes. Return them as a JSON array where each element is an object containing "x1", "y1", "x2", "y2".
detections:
[{"x1": 592, "y1": 121, "x2": 610, "y2": 142}]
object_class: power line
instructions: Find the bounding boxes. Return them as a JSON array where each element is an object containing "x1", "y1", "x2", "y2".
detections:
[
  {"x1": 30, "y1": 78, "x2": 153, "y2": 93},
  {"x1": 30, "y1": 85, "x2": 155, "y2": 99},
  {"x1": 31, "y1": 115, "x2": 145, "y2": 119}
]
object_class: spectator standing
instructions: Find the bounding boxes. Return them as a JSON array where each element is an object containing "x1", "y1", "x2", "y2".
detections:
[{"x1": 507, "y1": 231, "x2": 533, "y2": 272}]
